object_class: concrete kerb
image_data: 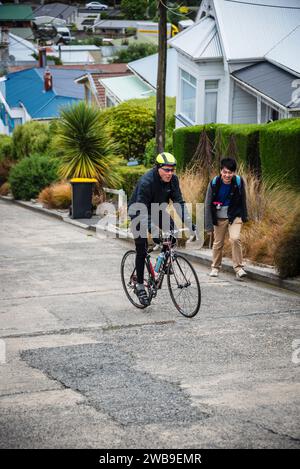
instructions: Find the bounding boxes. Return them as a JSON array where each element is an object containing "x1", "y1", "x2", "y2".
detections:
[{"x1": 1, "y1": 195, "x2": 300, "y2": 294}]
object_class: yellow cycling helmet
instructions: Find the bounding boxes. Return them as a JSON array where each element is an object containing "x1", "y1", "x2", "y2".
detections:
[{"x1": 156, "y1": 152, "x2": 177, "y2": 167}]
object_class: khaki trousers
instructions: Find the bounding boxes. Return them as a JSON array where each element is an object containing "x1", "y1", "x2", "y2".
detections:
[{"x1": 212, "y1": 217, "x2": 244, "y2": 272}]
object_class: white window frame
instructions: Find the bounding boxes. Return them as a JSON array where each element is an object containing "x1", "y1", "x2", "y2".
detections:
[
  {"x1": 204, "y1": 79, "x2": 219, "y2": 124},
  {"x1": 179, "y1": 68, "x2": 197, "y2": 124}
]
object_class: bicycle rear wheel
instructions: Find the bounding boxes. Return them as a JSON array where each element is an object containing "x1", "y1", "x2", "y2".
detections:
[
  {"x1": 120, "y1": 250, "x2": 147, "y2": 309},
  {"x1": 167, "y1": 253, "x2": 201, "y2": 317}
]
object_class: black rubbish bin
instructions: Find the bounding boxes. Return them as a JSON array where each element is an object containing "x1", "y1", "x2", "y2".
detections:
[{"x1": 70, "y1": 178, "x2": 97, "y2": 219}]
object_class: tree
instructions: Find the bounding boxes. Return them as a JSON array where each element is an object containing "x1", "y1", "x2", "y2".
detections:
[
  {"x1": 110, "y1": 43, "x2": 158, "y2": 63},
  {"x1": 54, "y1": 102, "x2": 121, "y2": 187},
  {"x1": 121, "y1": 0, "x2": 148, "y2": 20},
  {"x1": 100, "y1": 102, "x2": 155, "y2": 161}
]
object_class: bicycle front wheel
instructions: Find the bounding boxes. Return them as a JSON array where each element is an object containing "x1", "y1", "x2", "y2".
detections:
[
  {"x1": 120, "y1": 250, "x2": 147, "y2": 309},
  {"x1": 167, "y1": 254, "x2": 201, "y2": 318}
]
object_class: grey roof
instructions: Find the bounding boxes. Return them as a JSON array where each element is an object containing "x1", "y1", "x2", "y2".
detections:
[
  {"x1": 33, "y1": 2, "x2": 77, "y2": 21},
  {"x1": 128, "y1": 48, "x2": 178, "y2": 97},
  {"x1": 232, "y1": 61, "x2": 300, "y2": 109},
  {"x1": 266, "y1": 25, "x2": 300, "y2": 75},
  {"x1": 168, "y1": 16, "x2": 222, "y2": 60},
  {"x1": 213, "y1": 0, "x2": 300, "y2": 62},
  {"x1": 9, "y1": 33, "x2": 37, "y2": 63}
]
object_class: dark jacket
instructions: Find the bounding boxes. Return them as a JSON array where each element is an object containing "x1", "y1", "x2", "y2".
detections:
[
  {"x1": 204, "y1": 175, "x2": 248, "y2": 231},
  {"x1": 128, "y1": 167, "x2": 192, "y2": 233}
]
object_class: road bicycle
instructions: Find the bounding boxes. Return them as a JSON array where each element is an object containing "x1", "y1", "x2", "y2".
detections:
[{"x1": 121, "y1": 231, "x2": 201, "y2": 318}]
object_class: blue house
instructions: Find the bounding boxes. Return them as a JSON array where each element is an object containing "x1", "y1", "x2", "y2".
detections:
[{"x1": 0, "y1": 67, "x2": 84, "y2": 135}]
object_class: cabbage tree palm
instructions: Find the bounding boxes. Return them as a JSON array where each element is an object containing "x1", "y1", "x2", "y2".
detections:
[{"x1": 55, "y1": 101, "x2": 121, "y2": 187}]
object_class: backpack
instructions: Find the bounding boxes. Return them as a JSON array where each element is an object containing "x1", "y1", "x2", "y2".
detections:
[{"x1": 211, "y1": 175, "x2": 242, "y2": 194}]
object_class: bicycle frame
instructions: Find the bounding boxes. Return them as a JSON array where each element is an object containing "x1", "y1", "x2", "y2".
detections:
[{"x1": 144, "y1": 235, "x2": 190, "y2": 301}]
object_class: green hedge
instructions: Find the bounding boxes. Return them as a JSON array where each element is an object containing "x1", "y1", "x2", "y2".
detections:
[
  {"x1": 173, "y1": 120, "x2": 300, "y2": 183},
  {"x1": 173, "y1": 124, "x2": 217, "y2": 171},
  {"x1": 260, "y1": 119, "x2": 300, "y2": 188},
  {"x1": 215, "y1": 124, "x2": 262, "y2": 175},
  {"x1": 9, "y1": 153, "x2": 59, "y2": 200},
  {"x1": 116, "y1": 164, "x2": 147, "y2": 198}
]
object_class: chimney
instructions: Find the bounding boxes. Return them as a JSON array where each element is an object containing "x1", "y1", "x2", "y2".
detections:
[
  {"x1": 44, "y1": 67, "x2": 53, "y2": 92},
  {"x1": 38, "y1": 47, "x2": 47, "y2": 68}
]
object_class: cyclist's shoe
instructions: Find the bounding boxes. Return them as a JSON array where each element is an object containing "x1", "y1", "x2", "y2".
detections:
[{"x1": 135, "y1": 284, "x2": 150, "y2": 306}]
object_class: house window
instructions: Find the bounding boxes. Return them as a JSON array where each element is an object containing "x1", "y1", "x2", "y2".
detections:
[
  {"x1": 180, "y1": 69, "x2": 197, "y2": 123},
  {"x1": 0, "y1": 103, "x2": 6, "y2": 124},
  {"x1": 14, "y1": 118, "x2": 22, "y2": 128},
  {"x1": 204, "y1": 80, "x2": 219, "y2": 123},
  {"x1": 86, "y1": 86, "x2": 92, "y2": 104}
]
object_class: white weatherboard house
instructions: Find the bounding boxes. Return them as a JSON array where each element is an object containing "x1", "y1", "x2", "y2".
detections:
[{"x1": 169, "y1": 0, "x2": 300, "y2": 128}]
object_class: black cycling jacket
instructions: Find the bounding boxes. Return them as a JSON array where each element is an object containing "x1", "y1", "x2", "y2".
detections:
[{"x1": 128, "y1": 167, "x2": 192, "y2": 236}]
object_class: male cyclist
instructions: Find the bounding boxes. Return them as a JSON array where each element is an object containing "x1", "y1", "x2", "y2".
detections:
[{"x1": 128, "y1": 152, "x2": 195, "y2": 306}]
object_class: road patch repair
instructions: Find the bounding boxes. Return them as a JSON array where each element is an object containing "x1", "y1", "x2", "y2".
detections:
[{"x1": 21, "y1": 343, "x2": 209, "y2": 426}]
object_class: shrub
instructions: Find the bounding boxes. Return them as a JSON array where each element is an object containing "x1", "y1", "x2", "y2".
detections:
[
  {"x1": 11, "y1": 121, "x2": 51, "y2": 160},
  {"x1": 105, "y1": 96, "x2": 175, "y2": 164},
  {"x1": 0, "y1": 158, "x2": 14, "y2": 186},
  {"x1": 38, "y1": 181, "x2": 71, "y2": 209},
  {"x1": 125, "y1": 27, "x2": 137, "y2": 36},
  {"x1": 143, "y1": 134, "x2": 173, "y2": 167},
  {"x1": 0, "y1": 135, "x2": 13, "y2": 161},
  {"x1": 0, "y1": 181, "x2": 11, "y2": 196},
  {"x1": 101, "y1": 102, "x2": 155, "y2": 161},
  {"x1": 110, "y1": 42, "x2": 158, "y2": 63},
  {"x1": 9, "y1": 154, "x2": 59, "y2": 200},
  {"x1": 116, "y1": 164, "x2": 147, "y2": 197},
  {"x1": 259, "y1": 118, "x2": 300, "y2": 189},
  {"x1": 0, "y1": 136, "x2": 14, "y2": 185},
  {"x1": 274, "y1": 209, "x2": 300, "y2": 278},
  {"x1": 121, "y1": 0, "x2": 147, "y2": 20},
  {"x1": 129, "y1": 96, "x2": 176, "y2": 136}
]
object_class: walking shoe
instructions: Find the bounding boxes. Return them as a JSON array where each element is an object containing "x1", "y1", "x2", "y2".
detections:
[
  {"x1": 209, "y1": 268, "x2": 219, "y2": 277},
  {"x1": 236, "y1": 268, "x2": 247, "y2": 281},
  {"x1": 135, "y1": 284, "x2": 150, "y2": 306}
]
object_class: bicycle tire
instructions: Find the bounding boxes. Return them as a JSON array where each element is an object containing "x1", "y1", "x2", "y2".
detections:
[
  {"x1": 167, "y1": 253, "x2": 201, "y2": 318},
  {"x1": 120, "y1": 250, "x2": 147, "y2": 309}
]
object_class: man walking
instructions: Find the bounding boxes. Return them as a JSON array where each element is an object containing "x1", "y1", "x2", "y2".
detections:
[{"x1": 205, "y1": 157, "x2": 248, "y2": 280}]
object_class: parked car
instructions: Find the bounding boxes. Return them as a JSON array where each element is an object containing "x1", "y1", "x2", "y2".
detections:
[
  {"x1": 55, "y1": 26, "x2": 72, "y2": 44},
  {"x1": 85, "y1": 2, "x2": 108, "y2": 9}
]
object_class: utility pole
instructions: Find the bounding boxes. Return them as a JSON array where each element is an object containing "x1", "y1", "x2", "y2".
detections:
[{"x1": 156, "y1": 0, "x2": 167, "y2": 154}]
